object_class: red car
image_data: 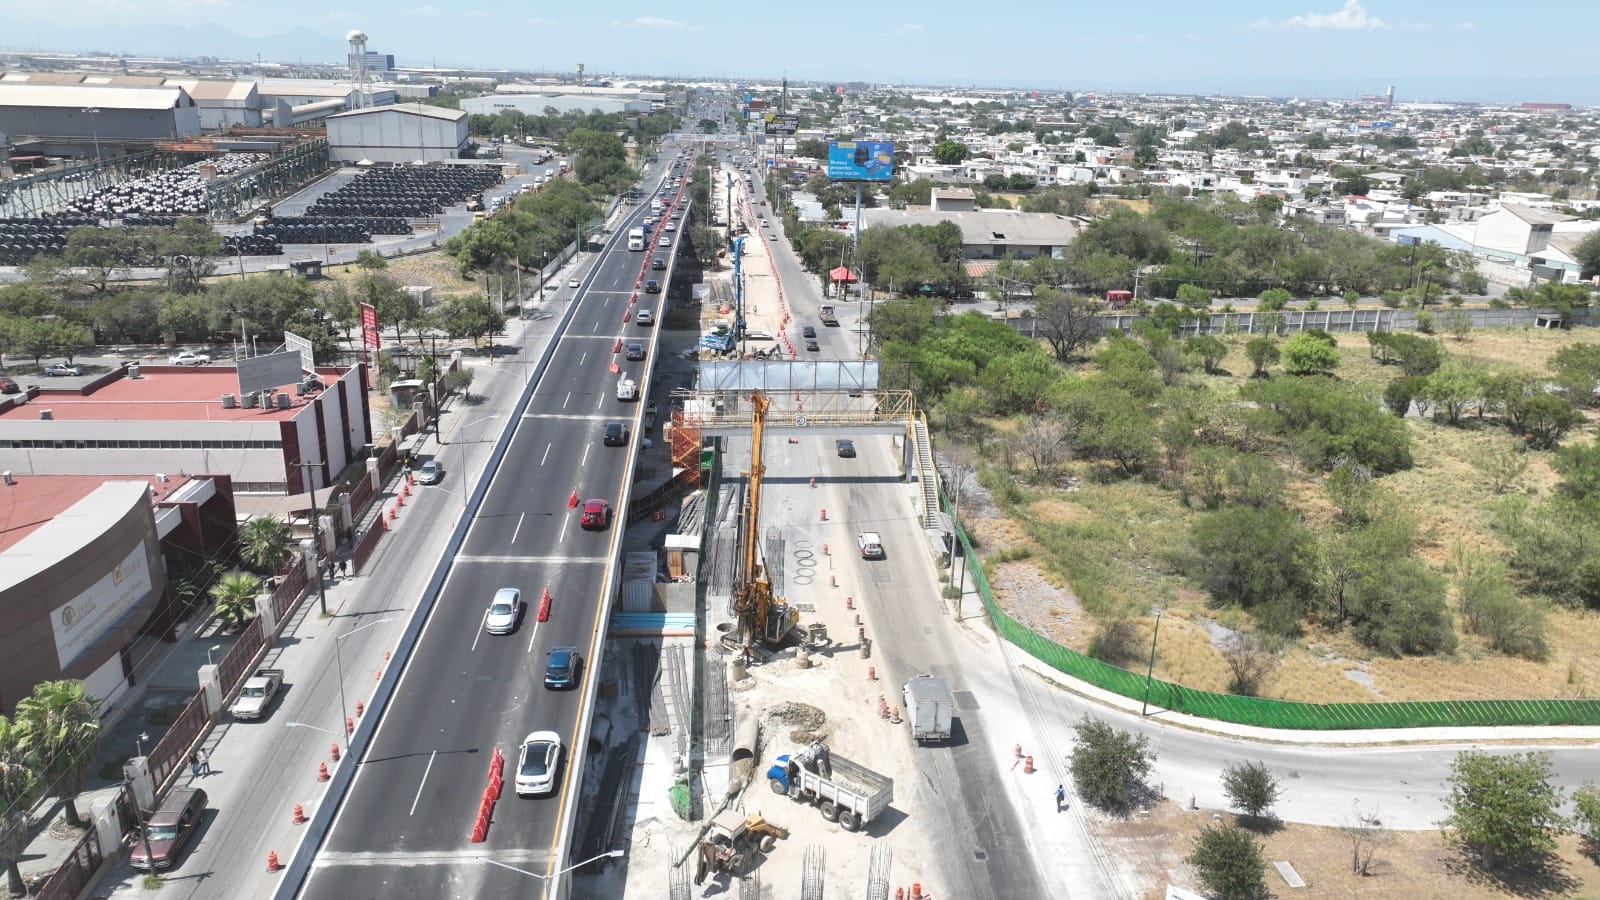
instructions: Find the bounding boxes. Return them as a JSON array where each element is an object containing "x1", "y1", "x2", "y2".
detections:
[{"x1": 579, "y1": 499, "x2": 612, "y2": 530}]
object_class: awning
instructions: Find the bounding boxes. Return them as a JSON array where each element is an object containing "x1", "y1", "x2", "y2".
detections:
[{"x1": 829, "y1": 266, "x2": 857, "y2": 283}]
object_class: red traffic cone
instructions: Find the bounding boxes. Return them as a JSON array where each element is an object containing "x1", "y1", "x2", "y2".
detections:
[
  {"x1": 266, "y1": 850, "x2": 281, "y2": 872},
  {"x1": 568, "y1": 489, "x2": 579, "y2": 509},
  {"x1": 292, "y1": 803, "x2": 306, "y2": 824}
]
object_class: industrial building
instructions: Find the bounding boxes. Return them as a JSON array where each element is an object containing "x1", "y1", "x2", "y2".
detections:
[
  {"x1": 0, "y1": 73, "x2": 264, "y2": 132},
  {"x1": 0, "y1": 472, "x2": 237, "y2": 715},
  {"x1": 0, "y1": 84, "x2": 200, "y2": 156},
  {"x1": 326, "y1": 103, "x2": 469, "y2": 164},
  {"x1": 0, "y1": 364, "x2": 371, "y2": 496},
  {"x1": 460, "y1": 93, "x2": 651, "y2": 117}
]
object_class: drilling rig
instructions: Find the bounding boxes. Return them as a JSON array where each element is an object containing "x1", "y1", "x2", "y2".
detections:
[{"x1": 733, "y1": 391, "x2": 799, "y2": 649}]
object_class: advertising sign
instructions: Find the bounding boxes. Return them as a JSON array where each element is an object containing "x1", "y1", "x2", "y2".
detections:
[
  {"x1": 360, "y1": 302, "x2": 380, "y2": 349},
  {"x1": 763, "y1": 113, "x2": 799, "y2": 136},
  {"x1": 237, "y1": 350, "x2": 305, "y2": 396},
  {"x1": 827, "y1": 140, "x2": 895, "y2": 182},
  {"x1": 53, "y1": 543, "x2": 153, "y2": 668}
]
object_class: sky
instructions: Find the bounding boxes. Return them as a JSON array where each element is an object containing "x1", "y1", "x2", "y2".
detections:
[{"x1": 1, "y1": 0, "x2": 1597, "y2": 103}]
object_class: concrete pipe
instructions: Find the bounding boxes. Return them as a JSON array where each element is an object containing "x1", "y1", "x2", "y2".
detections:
[{"x1": 731, "y1": 714, "x2": 760, "y2": 768}]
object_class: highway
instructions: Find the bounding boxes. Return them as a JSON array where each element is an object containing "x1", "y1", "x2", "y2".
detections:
[{"x1": 297, "y1": 147, "x2": 691, "y2": 899}]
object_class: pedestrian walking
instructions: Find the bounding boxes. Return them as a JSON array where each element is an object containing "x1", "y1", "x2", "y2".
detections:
[
  {"x1": 189, "y1": 751, "x2": 202, "y2": 778},
  {"x1": 1055, "y1": 784, "x2": 1066, "y2": 813},
  {"x1": 341, "y1": 559, "x2": 350, "y2": 577},
  {"x1": 197, "y1": 748, "x2": 210, "y2": 775}
]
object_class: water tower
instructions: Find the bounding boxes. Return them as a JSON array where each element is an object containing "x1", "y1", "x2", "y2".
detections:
[{"x1": 347, "y1": 30, "x2": 369, "y2": 110}]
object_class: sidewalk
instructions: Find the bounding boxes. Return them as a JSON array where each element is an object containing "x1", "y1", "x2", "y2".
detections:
[{"x1": 17, "y1": 253, "x2": 593, "y2": 899}]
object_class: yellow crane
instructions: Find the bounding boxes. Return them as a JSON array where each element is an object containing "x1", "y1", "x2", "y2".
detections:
[{"x1": 733, "y1": 391, "x2": 799, "y2": 647}]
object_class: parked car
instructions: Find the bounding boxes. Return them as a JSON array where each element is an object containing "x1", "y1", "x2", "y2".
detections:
[
  {"x1": 603, "y1": 422, "x2": 629, "y2": 446},
  {"x1": 544, "y1": 646, "x2": 582, "y2": 690},
  {"x1": 129, "y1": 787, "x2": 207, "y2": 871},
  {"x1": 0, "y1": 375, "x2": 18, "y2": 394},
  {"x1": 169, "y1": 351, "x2": 210, "y2": 366},
  {"x1": 625, "y1": 342, "x2": 646, "y2": 361},
  {"x1": 515, "y1": 731, "x2": 562, "y2": 797},
  {"x1": 414, "y1": 460, "x2": 444, "y2": 485},
  {"x1": 835, "y1": 439, "x2": 856, "y2": 459},
  {"x1": 484, "y1": 587, "x2": 522, "y2": 635},
  {"x1": 580, "y1": 499, "x2": 612, "y2": 530},
  {"x1": 43, "y1": 363, "x2": 82, "y2": 377}
]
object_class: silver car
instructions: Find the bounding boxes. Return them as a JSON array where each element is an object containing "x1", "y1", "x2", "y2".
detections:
[
  {"x1": 484, "y1": 587, "x2": 521, "y2": 635},
  {"x1": 515, "y1": 731, "x2": 562, "y2": 796}
]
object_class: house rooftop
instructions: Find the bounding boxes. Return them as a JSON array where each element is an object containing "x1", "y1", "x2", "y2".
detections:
[{"x1": 0, "y1": 366, "x2": 332, "y2": 423}]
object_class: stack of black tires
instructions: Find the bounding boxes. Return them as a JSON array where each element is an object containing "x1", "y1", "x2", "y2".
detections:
[
  {"x1": 306, "y1": 165, "x2": 501, "y2": 218},
  {"x1": 0, "y1": 215, "x2": 99, "y2": 264}
]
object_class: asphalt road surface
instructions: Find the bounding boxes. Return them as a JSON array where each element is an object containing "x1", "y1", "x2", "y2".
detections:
[{"x1": 297, "y1": 151, "x2": 688, "y2": 900}]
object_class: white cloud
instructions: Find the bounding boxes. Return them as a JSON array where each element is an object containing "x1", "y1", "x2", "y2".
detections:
[
  {"x1": 529, "y1": 17, "x2": 557, "y2": 27},
  {"x1": 1184, "y1": 32, "x2": 1206, "y2": 41},
  {"x1": 633, "y1": 16, "x2": 686, "y2": 29},
  {"x1": 402, "y1": 4, "x2": 440, "y2": 15},
  {"x1": 897, "y1": 23, "x2": 924, "y2": 34},
  {"x1": 1252, "y1": 0, "x2": 1388, "y2": 31},
  {"x1": 1453, "y1": 20, "x2": 1476, "y2": 29}
]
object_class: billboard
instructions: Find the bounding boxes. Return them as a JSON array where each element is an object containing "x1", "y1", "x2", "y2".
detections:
[
  {"x1": 763, "y1": 113, "x2": 799, "y2": 136},
  {"x1": 360, "y1": 302, "x2": 381, "y2": 349},
  {"x1": 827, "y1": 140, "x2": 895, "y2": 182},
  {"x1": 237, "y1": 350, "x2": 306, "y2": 395}
]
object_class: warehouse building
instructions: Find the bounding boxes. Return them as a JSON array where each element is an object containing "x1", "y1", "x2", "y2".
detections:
[
  {"x1": 0, "y1": 364, "x2": 371, "y2": 496},
  {"x1": 0, "y1": 73, "x2": 265, "y2": 132},
  {"x1": 326, "y1": 103, "x2": 469, "y2": 164},
  {"x1": 461, "y1": 93, "x2": 652, "y2": 117},
  {"x1": 0, "y1": 84, "x2": 201, "y2": 156}
]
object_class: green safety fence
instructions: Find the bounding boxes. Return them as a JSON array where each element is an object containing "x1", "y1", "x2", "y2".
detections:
[{"x1": 944, "y1": 492, "x2": 1600, "y2": 730}]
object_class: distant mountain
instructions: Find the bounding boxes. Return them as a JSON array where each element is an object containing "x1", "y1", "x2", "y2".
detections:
[{"x1": 0, "y1": 23, "x2": 345, "y2": 66}]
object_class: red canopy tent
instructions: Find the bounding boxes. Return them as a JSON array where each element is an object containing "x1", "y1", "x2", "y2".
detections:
[{"x1": 829, "y1": 266, "x2": 857, "y2": 283}]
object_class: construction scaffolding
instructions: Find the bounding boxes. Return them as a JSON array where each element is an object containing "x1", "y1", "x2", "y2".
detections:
[
  {"x1": 674, "y1": 388, "x2": 916, "y2": 435},
  {"x1": 669, "y1": 406, "x2": 703, "y2": 488}
]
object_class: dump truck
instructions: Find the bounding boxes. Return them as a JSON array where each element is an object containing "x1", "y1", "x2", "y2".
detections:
[
  {"x1": 693, "y1": 810, "x2": 788, "y2": 885},
  {"x1": 766, "y1": 741, "x2": 892, "y2": 832},
  {"x1": 229, "y1": 668, "x2": 283, "y2": 720},
  {"x1": 818, "y1": 305, "x2": 839, "y2": 326},
  {"x1": 902, "y1": 674, "x2": 955, "y2": 744}
]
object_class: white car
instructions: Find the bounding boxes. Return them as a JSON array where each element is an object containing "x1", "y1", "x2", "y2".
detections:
[
  {"x1": 515, "y1": 731, "x2": 562, "y2": 796},
  {"x1": 169, "y1": 351, "x2": 210, "y2": 366},
  {"x1": 636, "y1": 310, "x2": 655, "y2": 326},
  {"x1": 485, "y1": 587, "x2": 521, "y2": 635},
  {"x1": 857, "y1": 532, "x2": 885, "y2": 560},
  {"x1": 568, "y1": 277, "x2": 581, "y2": 289},
  {"x1": 44, "y1": 363, "x2": 81, "y2": 377}
]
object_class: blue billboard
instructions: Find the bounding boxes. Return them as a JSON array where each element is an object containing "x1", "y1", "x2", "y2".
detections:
[{"x1": 827, "y1": 140, "x2": 895, "y2": 182}]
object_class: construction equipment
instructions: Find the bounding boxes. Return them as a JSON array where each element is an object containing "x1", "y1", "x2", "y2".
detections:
[
  {"x1": 733, "y1": 392, "x2": 800, "y2": 647},
  {"x1": 766, "y1": 741, "x2": 894, "y2": 832},
  {"x1": 693, "y1": 810, "x2": 789, "y2": 885}
]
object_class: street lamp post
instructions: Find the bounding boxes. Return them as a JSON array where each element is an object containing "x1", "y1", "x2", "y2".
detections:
[
  {"x1": 333, "y1": 617, "x2": 395, "y2": 750},
  {"x1": 82, "y1": 107, "x2": 102, "y2": 161},
  {"x1": 207, "y1": 645, "x2": 222, "y2": 667},
  {"x1": 297, "y1": 460, "x2": 329, "y2": 617},
  {"x1": 449, "y1": 414, "x2": 502, "y2": 504},
  {"x1": 1140, "y1": 605, "x2": 1166, "y2": 717}
]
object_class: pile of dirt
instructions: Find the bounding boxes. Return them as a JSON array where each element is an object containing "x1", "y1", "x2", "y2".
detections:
[{"x1": 764, "y1": 701, "x2": 828, "y2": 744}]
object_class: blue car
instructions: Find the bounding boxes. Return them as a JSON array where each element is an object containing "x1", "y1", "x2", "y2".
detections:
[{"x1": 544, "y1": 646, "x2": 581, "y2": 690}]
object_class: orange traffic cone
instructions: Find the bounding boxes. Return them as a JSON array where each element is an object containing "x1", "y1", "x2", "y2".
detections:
[
  {"x1": 266, "y1": 850, "x2": 281, "y2": 872},
  {"x1": 316, "y1": 763, "x2": 329, "y2": 782},
  {"x1": 292, "y1": 804, "x2": 306, "y2": 824}
]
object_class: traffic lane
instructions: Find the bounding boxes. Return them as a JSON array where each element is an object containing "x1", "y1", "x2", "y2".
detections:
[{"x1": 314, "y1": 556, "x2": 596, "y2": 854}]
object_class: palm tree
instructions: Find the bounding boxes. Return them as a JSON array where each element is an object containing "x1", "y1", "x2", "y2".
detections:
[
  {"x1": 0, "y1": 715, "x2": 43, "y2": 899},
  {"x1": 238, "y1": 516, "x2": 292, "y2": 574},
  {"x1": 210, "y1": 570, "x2": 261, "y2": 631},
  {"x1": 13, "y1": 681, "x2": 100, "y2": 829}
]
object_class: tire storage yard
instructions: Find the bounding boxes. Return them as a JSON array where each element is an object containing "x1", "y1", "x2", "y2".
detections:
[{"x1": 0, "y1": 141, "x2": 505, "y2": 271}]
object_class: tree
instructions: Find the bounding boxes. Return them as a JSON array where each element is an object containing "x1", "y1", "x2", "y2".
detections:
[
  {"x1": 1550, "y1": 343, "x2": 1600, "y2": 407},
  {"x1": 1424, "y1": 360, "x2": 1484, "y2": 426},
  {"x1": 1030, "y1": 288, "x2": 1103, "y2": 362},
  {"x1": 1335, "y1": 174, "x2": 1372, "y2": 196},
  {"x1": 238, "y1": 515, "x2": 292, "y2": 574},
  {"x1": 0, "y1": 715, "x2": 43, "y2": 899},
  {"x1": 353, "y1": 249, "x2": 388, "y2": 272},
  {"x1": 444, "y1": 366, "x2": 476, "y2": 400},
  {"x1": 1175, "y1": 283, "x2": 1212, "y2": 308},
  {"x1": 1573, "y1": 782, "x2": 1600, "y2": 842},
  {"x1": 1514, "y1": 394, "x2": 1582, "y2": 451},
  {"x1": 1256, "y1": 287, "x2": 1291, "y2": 311},
  {"x1": 209, "y1": 570, "x2": 260, "y2": 631},
  {"x1": 1187, "y1": 824, "x2": 1267, "y2": 900},
  {"x1": 1279, "y1": 331, "x2": 1339, "y2": 375},
  {"x1": 1221, "y1": 760, "x2": 1283, "y2": 822},
  {"x1": 793, "y1": 139, "x2": 828, "y2": 160},
  {"x1": 1440, "y1": 750, "x2": 1567, "y2": 870},
  {"x1": 1575, "y1": 230, "x2": 1600, "y2": 278},
  {"x1": 1185, "y1": 505, "x2": 1320, "y2": 633},
  {"x1": 1221, "y1": 633, "x2": 1279, "y2": 697},
  {"x1": 1340, "y1": 804, "x2": 1394, "y2": 876},
  {"x1": 1184, "y1": 335, "x2": 1228, "y2": 374},
  {"x1": 437, "y1": 294, "x2": 505, "y2": 347},
  {"x1": 12, "y1": 680, "x2": 100, "y2": 828},
  {"x1": 932, "y1": 139, "x2": 969, "y2": 164},
  {"x1": 1068, "y1": 716, "x2": 1154, "y2": 813},
  {"x1": 1244, "y1": 337, "x2": 1278, "y2": 377},
  {"x1": 1452, "y1": 544, "x2": 1548, "y2": 661}
]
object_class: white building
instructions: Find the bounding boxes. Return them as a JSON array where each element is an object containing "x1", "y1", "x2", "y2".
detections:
[{"x1": 326, "y1": 103, "x2": 468, "y2": 164}]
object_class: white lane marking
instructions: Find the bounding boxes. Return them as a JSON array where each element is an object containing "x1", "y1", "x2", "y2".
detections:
[
  {"x1": 558, "y1": 513, "x2": 570, "y2": 545},
  {"x1": 540, "y1": 442, "x2": 551, "y2": 466},
  {"x1": 526, "y1": 617, "x2": 542, "y2": 655},
  {"x1": 409, "y1": 751, "x2": 437, "y2": 817},
  {"x1": 453, "y1": 555, "x2": 610, "y2": 565},
  {"x1": 562, "y1": 392, "x2": 571, "y2": 409},
  {"x1": 581, "y1": 443, "x2": 590, "y2": 467},
  {"x1": 523, "y1": 413, "x2": 612, "y2": 422},
  {"x1": 579, "y1": 351, "x2": 587, "y2": 367},
  {"x1": 512, "y1": 512, "x2": 525, "y2": 545},
  {"x1": 471, "y1": 609, "x2": 487, "y2": 652}
]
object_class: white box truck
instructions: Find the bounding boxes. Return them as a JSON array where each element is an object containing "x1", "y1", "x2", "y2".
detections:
[{"x1": 902, "y1": 674, "x2": 954, "y2": 743}]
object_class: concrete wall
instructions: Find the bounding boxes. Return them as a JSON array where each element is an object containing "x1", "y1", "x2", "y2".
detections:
[{"x1": 0, "y1": 483, "x2": 165, "y2": 715}]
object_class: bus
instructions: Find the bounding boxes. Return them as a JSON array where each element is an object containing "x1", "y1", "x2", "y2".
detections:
[{"x1": 627, "y1": 227, "x2": 646, "y2": 251}]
